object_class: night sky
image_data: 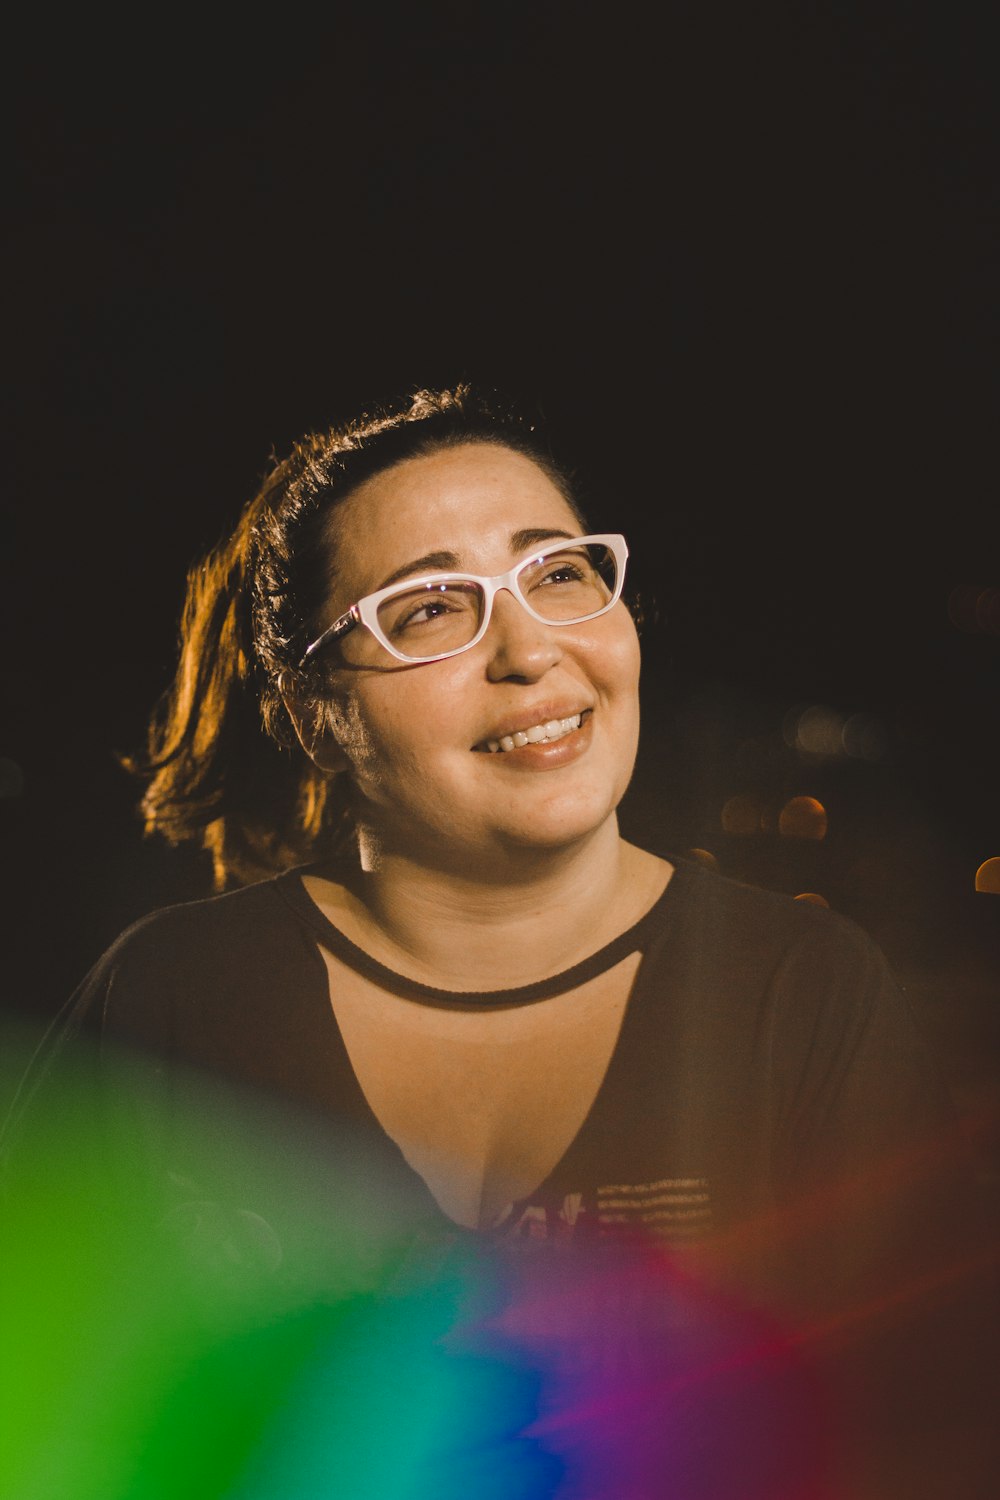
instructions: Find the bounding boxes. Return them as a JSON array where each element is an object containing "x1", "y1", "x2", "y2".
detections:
[{"x1": 5, "y1": 5, "x2": 998, "y2": 1137}]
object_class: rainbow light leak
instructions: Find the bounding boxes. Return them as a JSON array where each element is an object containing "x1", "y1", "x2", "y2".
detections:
[{"x1": 2, "y1": 1031, "x2": 993, "y2": 1499}]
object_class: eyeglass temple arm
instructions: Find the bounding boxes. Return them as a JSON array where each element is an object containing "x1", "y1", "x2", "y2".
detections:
[{"x1": 298, "y1": 606, "x2": 359, "y2": 667}]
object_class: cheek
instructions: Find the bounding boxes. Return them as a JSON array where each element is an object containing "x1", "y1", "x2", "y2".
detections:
[
  {"x1": 620, "y1": 625, "x2": 642, "y2": 691},
  {"x1": 325, "y1": 679, "x2": 450, "y2": 784},
  {"x1": 322, "y1": 691, "x2": 395, "y2": 782},
  {"x1": 587, "y1": 611, "x2": 642, "y2": 699},
  {"x1": 324, "y1": 694, "x2": 368, "y2": 760}
]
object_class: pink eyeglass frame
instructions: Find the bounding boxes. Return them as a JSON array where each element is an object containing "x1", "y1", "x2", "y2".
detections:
[{"x1": 298, "y1": 533, "x2": 629, "y2": 667}]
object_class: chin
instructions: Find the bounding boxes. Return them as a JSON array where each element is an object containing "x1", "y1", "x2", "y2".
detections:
[{"x1": 496, "y1": 799, "x2": 622, "y2": 855}]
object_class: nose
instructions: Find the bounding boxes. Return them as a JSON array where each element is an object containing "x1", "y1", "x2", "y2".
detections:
[{"x1": 483, "y1": 587, "x2": 563, "y2": 682}]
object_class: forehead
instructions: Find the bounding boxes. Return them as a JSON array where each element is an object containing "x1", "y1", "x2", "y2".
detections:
[{"x1": 327, "y1": 443, "x2": 581, "y2": 592}]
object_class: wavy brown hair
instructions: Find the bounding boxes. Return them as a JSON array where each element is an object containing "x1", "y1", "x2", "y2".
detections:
[{"x1": 125, "y1": 385, "x2": 584, "y2": 888}]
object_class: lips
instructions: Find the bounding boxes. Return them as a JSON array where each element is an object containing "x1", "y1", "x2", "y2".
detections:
[{"x1": 473, "y1": 707, "x2": 592, "y2": 753}]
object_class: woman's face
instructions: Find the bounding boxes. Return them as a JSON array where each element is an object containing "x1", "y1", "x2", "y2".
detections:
[{"x1": 308, "y1": 442, "x2": 642, "y2": 866}]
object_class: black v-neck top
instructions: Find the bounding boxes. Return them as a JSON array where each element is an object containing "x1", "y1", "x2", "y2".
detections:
[
  {"x1": 4, "y1": 854, "x2": 959, "y2": 1273},
  {"x1": 4, "y1": 854, "x2": 985, "y2": 1497}
]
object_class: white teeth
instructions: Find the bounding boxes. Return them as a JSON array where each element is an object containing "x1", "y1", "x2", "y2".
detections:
[{"x1": 485, "y1": 713, "x2": 584, "y2": 752}]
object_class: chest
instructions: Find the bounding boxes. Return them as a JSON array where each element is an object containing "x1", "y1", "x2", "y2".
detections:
[{"x1": 318, "y1": 948, "x2": 641, "y2": 1230}]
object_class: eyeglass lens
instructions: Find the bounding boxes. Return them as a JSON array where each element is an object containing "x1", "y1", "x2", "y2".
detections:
[{"x1": 371, "y1": 540, "x2": 619, "y2": 662}]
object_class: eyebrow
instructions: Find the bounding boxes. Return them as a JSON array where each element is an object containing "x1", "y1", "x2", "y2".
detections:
[{"x1": 375, "y1": 528, "x2": 578, "y2": 591}]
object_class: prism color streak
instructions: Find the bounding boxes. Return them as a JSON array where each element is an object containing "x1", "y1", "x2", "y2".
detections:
[
  {"x1": 2, "y1": 1035, "x2": 992, "y2": 1500},
  {"x1": 2, "y1": 1199, "x2": 830, "y2": 1498}
]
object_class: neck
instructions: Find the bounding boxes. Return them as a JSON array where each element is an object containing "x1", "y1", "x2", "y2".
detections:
[{"x1": 325, "y1": 817, "x2": 668, "y2": 992}]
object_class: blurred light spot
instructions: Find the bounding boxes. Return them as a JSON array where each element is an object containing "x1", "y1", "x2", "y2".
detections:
[
  {"x1": 686, "y1": 848, "x2": 720, "y2": 871},
  {"x1": 841, "y1": 712, "x2": 890, "y2": 763},
  {"x1": 721, "y1": 795, "x2": 764, "y2": 836},
  {"x1": 793, "y1": 705, "x2": 845, "y2": 758},
  {"x1": 948, "y1": 583, "x2": 1000, "y2": 634},
  {"x1": 974, "y1": 858, "x2": 1000, "y2": 894},
  {"x1": 782, "y1": 703, "x2": 811, "y2": 750},
  {"x1": 794, "y1": 892, "x2": 830, "y2": 907},
  {"x1": 0, "y1": 758, "x2": 24, "y2": 797},
  {"x1": 778, "y1": 796, "x2": 828, "y2": 840}
]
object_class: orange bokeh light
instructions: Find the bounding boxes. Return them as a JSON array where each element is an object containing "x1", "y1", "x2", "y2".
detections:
[
  {"x1": 721, "y1": 795, "x2": 765, "y2": 836},
  {"x1": 779, "y1": 796, "x2": 828, "y2": 840}
]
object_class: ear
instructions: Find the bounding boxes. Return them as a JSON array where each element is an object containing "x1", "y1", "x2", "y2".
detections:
[{"x1": 278, "y1": 672, "x2": 351, "y2": 776}]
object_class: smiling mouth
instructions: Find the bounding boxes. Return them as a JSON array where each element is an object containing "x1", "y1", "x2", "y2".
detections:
[{"x1": 475, "y1": 710, "x2": 590, "y2": 753}]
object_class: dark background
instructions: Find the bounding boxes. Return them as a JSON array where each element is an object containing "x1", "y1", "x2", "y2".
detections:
[{"x1": 4, "y1": 4, "x2": 998, "y2": 1160}]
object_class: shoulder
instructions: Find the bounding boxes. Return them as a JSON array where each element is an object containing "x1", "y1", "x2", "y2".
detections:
[
  {"x1": 656, "y1": 859, "x2": 954, "y2": 1133},
  {"x1": 1, "y1": 881, "x2": 293, "y2": 1172},
  {"x1": 661, "y1": 855, "x2": 886, "y2": 977},
  {"x1": 99, "y1": 877, "x2": 292, "y2": 972},
  {"x1": 649, "y1": 855, "x2": 915, "y2": 1062},
  {"x1": 66, "y1": 873, "x2": 319, "y2": 1045}
]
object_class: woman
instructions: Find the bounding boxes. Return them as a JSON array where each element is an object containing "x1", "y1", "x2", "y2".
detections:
[{"x1": 3, "y1": 386, "x2": 986, "y2": 1497}]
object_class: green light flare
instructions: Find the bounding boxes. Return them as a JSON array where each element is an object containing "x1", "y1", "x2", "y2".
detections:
[{"x1": 1, "y1": 1041, "x2": 556, "y2": 1500}]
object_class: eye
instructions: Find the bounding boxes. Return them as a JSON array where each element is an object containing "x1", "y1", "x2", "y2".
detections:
[
  {"x1": 524, "y1": 551, "x2": 594, "y2": 593},
  {"x1": 538, "y1": 561, "x2": 587, "y2": 586},
  {"x1": 394, "y1": 596, "x2": 462, "y2": 631},
  {"x1": 519, "y1": 547, "x2": 614, "y2": 621},
  {"x1": 378, "y1": 581, "x2": 481, "y2": 639}
]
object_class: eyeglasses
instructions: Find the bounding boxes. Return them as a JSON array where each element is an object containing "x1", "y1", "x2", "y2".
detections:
[{"x1": 298, "y1": 533, "x2": 629, "y2": 667}]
